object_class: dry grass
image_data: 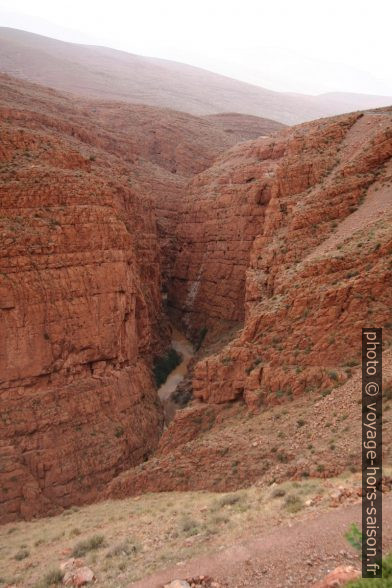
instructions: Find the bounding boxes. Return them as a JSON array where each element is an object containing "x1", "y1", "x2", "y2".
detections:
[{"x1": 0, "y1": 473, "x2": 368, "y2": 587}]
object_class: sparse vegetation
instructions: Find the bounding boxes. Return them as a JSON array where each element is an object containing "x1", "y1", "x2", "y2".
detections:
[
  {"x1": 180, "y1": 515, "x2": 200, "y2": 536},
  {"x1": 271, "y1": 487, "x2": 286, "y2": 498},
  {"x1": 277, "y1": 452, "x2": 289, "y2": 463},
  {"x1": 106, "y1": 539, "x2": 139, "y2": 558},
  {"x1": 0, "y1": 471, "x2": 384, "y2": 587},
  {"x1": 72, "y1": 534, "x2": 106, "y2": 557},
  {"x1": 217, "y1": 494, "x2": 242, "y2": 507},
  {"x1": 14, "y1": 548, "x2": 29, "y2": 561},
  {"x1": 284, "y1": 494, "x2": 303, "y2": 513},
  {"x1": 34, "y1": 568, "x2": 64, "y2": 587},
  {"x1": 345, "y1": 523, "x2": 362, "y2": 552}
]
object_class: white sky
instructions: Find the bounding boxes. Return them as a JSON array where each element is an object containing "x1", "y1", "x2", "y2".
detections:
[{"x1": 1, "y1": 0, "x2": 392, "y2": 96}]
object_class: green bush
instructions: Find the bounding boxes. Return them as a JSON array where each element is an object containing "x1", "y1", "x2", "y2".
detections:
[
  {"x1": 153, "y1": 348, "x2": 182, "y2": 387},
  {"x1": 345, "y1": 523, "x2": 362, "y2": 552}
]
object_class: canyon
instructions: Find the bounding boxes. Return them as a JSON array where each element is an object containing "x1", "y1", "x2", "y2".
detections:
[
  {"x1": 0, "y1": 70, "x2": 391, "y2": 534},
  {"x1": 0, "y1": 72, "x2": 285, "y2": 523}
]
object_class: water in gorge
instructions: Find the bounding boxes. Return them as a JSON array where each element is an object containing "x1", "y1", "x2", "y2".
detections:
[{"x1": 158, "y1": 327, "x2": 194, "y2": 424}]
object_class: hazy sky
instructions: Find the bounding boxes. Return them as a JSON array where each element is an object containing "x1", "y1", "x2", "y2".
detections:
[{"x1": 1, "y1": 0, "x2": 392, "y2": 96}]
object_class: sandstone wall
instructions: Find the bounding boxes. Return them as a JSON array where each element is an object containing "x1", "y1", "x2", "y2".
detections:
[
  {"x1": 0, "y1": 83, "x2": 168, "y2": 522},
  {"x1": 188, "y1": 111, "x2": 392, "y2": 405}
]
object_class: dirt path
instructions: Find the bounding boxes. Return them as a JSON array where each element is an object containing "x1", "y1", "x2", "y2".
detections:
[{"x1": 130, "y1": 494, "x2": 392, "y2": 588}]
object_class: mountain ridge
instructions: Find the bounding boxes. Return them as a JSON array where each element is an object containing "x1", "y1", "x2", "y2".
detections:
[{"x1": 1, "y1": 27, "x2": 392, "y2": 124}]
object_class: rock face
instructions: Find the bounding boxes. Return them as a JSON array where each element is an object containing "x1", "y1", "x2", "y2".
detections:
[
  {"x1": 169, "y1": 151, "x2": 269, "y2": 338},
  {"x1": 0, "y1": 89, "x2": 169, "y2": 522},
  {"x1": 170, "y1": 109, "x2": 392, "y2": 404}
]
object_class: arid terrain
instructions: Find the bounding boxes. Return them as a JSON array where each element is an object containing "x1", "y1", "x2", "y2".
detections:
[
  {"x1": 1, "y1": 28, "x2": 392, "y2": 124},
  {"x1": 0, "y1": 50, "x2": 391, "y2": 588}
]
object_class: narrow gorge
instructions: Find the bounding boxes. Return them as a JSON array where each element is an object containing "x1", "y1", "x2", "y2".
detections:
[{"x1": 1, "y1": 74, "x2": 391, "y2": 524}]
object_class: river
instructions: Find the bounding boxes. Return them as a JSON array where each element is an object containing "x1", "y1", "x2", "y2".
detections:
[{"x1": 158, "y1": 327, "x2": 194, "y2": 424}]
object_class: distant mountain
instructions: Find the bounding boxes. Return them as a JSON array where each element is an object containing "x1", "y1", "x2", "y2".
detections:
[
  {"x1": 0, "y1": 27, "x2": 391, "y2": 124},
  {"x1": 315, "y1": 91, "x2": 392, "y2": 113}
]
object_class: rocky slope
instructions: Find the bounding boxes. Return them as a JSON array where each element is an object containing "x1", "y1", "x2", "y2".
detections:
[
  {"x1": 1, "y1": 28, "x2": 392, "y2": 124},
  {"x1": 170, "y1": 109, "x2": 392, "y2": 401},
  {"x1": 203, "y1": 113, "x2": 285, "y2": 140},
  {"x1": 108, "y1": 108, "x2": 392, "y2": 498}
]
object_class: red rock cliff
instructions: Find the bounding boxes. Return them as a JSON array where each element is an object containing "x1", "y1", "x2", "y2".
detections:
[
  {"x1": 0, "y1": 78, "x2": 170, "y2": 522},
  {"x1": 185, "y1": 111, "x2": 392, "y2": 405}
]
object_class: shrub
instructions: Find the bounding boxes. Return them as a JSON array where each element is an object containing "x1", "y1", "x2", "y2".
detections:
[
  {"x1": 179, "y1": 516, "x2": 199, "y2": 536},
  {"x1": 72, "y1": 534, "x2": 105, "y2": 557},
  {"x1": 297, "y1": 418, "x2": 305, "y2": 427},
  {"x1": 153, "y1": 348, "x2": 182, "y2": 387},
  {"x1": 284, "y1": 494, "x2": 303, "y2": 513},
  {"x1": 345, "y1": 523, "x2": 362, "y2": 552},
  {"x1": 271, "y1": 487, "x2": 286, "y2": 498},
  {"x1": 14, "y1": 548, "x2": 29, "y2": 560},
  {"x1": 218, "y1": 494, "x2": 241, "y2": 507},
  {"x1": 277, "y1": 452, "x2": 288, "y2": 463},
  {"x1": 321, "y1": 388, "x2": 332, "y2": 397},
  {"x1": 35, "y1": 568, "x2": 64, "y2": 587},
  {"x1": 344, "y1": 359, "x2": 359, "y2": 367},
  {"x1": 106, "y1": 539, "x2": 138, "y2": 558}
]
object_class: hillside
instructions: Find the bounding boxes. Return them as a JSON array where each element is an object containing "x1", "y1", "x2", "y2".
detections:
[
  {"x1": 1, "y1": 28, "x2": 392, "y2": 124},
  {"x1": 203, "y1": 112, "x2": 285, "y2": 140}
]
